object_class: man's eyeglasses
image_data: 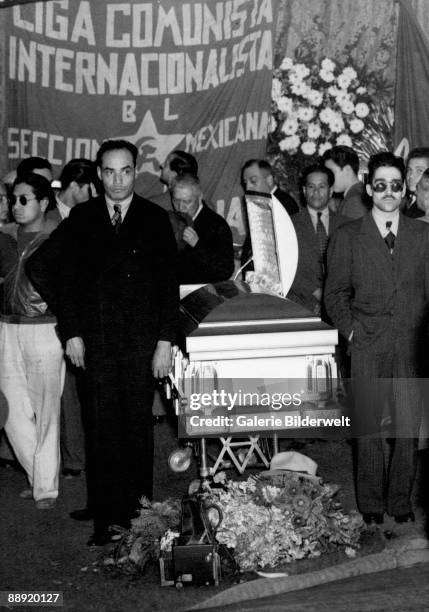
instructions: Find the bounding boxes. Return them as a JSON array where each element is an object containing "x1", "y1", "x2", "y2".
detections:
[
  {"x1": 10, "y1": 194, "x2": 38, "y2": 206},
  {"x1": 372, "y1": 180, "x2": 404, "y2": 193}
]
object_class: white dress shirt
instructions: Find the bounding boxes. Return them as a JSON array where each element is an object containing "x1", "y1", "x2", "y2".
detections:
[
  {"x1": 105, "y1": 194, "x2": 133, "y2": 221},
  {"x1": 307, "y1": 206, "x2": 329, "y2": 234}
]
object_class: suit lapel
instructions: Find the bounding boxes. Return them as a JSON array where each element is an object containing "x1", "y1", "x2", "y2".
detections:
[{"x1": 358, "y1": 212, "x2": 394, "y2": 274}]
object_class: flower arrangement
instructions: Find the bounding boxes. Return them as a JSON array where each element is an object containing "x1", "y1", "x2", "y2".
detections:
[
  {"x1": 204, "y1": 473, "x2": 364, "y2": 572},
  {"x1": 271, "y1": 56, "x2": 371, "y2": 158}
]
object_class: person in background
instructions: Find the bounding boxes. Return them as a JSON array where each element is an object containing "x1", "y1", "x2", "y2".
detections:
[
  {"x1": 325, "y1": 151, "x2": 428, "y2": 526},
  {"x1": 0, "y1": 181, "x2": 10, "y2": 226},
  {"x1": 415, "y1": 168, "x2": 429, "y2": 223},
  {"x1": 170, "y1": 173, "x2": 234, "y2": 284},
  {"x1": 322, "y1": 145, "x2": 369, "y2": 219},
  {"x1": 152, "y1": 150, "x2": 199, "y2": 211},
  {"x1": 0, "y1": 173, "x2": 64, "y2": 510},
  {"x1": 402, "y1": 147, "x2": 429, "y2": 218},
  {"x1": 16, "y1": 157, "x2": 53, "y2": 183},
  {"x1": 288, "y1": 164, "x2": 349, "y2": 317},
  {"x1": 47, "y1": 159, "x2": 97, "y2": 479}
]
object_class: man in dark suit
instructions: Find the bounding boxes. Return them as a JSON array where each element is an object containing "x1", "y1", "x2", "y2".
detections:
[
  {"x1": 401, "y1": 147, "x2": 429, "y2": 218},
  {"x1": 27, "y1": 140, "x2": 179, "y2": 545},
  {"x1": 323, "y1": 145, "x2": 369, "y2": 219},
  {"x1": 288, "y1": 164, "x2": 349, "y2": 317},
  {"x1": 46, "y1": 159, "x2": 97, "y2": 478},
  {"x1": 170, "y1": 173, "x2": 234, "y2": 284},
  {"x1": 325, "y1": 152, "x2": 429, "y2": 526}
]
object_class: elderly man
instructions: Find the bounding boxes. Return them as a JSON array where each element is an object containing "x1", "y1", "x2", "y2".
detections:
[
  {"x1": 287, "y1": 164, "x2": 349, "y2": 317},
  {"x1": 170, "y1": 173, "x2": 234, "y2": 284},
  {"x1": 325, "y1": 151, "x2": 429, "y2": 526},
  {"x1": 27, "y1": 139, "x2": 179, "y2": 545}
]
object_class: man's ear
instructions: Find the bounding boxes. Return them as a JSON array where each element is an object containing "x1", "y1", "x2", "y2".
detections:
[
  {"x1": 267, "y1": 173, "x2": 274, "y2": 189},
  {"x1": 39, "y1": 197, "x2": 49, "y2": 213},
  {"x1": 366, "y1": 183, "x2": 373, "y2": 198},
  {"x1": 97, "y1": 166, "x2": 102, "y2": 181}
]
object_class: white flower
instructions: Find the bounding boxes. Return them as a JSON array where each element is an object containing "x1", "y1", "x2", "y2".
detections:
[
  {"x1": 321, "y1": 58, "x2": 336, "y2": 72},
  {"x1": 279, "y1": 135, "x2": 300, "y2": 152},
  {"x1": 329, "y1": 114, "x2": 345, "y2": 133},
  {"x1": 349, "y1": 118, "x2": 365, "y2": 133},
  {"x1": 301, "y1": 141, "x2": 317, "y2": 155},
  {"x1": 280, "y1": 57, "x2": 294, "y2": 71},
  {"x1": 297, "y1": 106, "x2": 314, "y2": 121},
  {"x1": 307, "y1": 90, "x2": 323, "y2": 106},
  {"x1": 335, "y1": 90, "x2": 351, "y2": 104},
  {"x1": 307, "y1": 122, "x2": 322, "y2": 139},
  {"x1": 355, "y1": 102, "x2": 370, "y2": 118},
  {"x1": 289, "y1": 71, "x2": 302, "y2": 85},
  {"x1": 320, "y1": 68, "x2": 335, "y2": 83},
  {"x1": 341, "y1": 66, "x2": 357, "y2": 80},
  {"x1": 319, "y1": 108, "x2": 335, "y2": 124},
  {"x1": 339, "y1": 100, "x2": 355, "y2": 115},
  {"x1": 269, "y1": 116, "x2": 277, "y2": 133},
  {"x1": 276, "y1": 97, "x2": 293, "y2": 114},
  {"x1": 356, "y1": 86, "x2": 367, "y2": 94},
  {"x1": 281, "y1": 117, "x2": 298, "y2": 135},
  {"x1": 271, "y1": 78, "x2": 282, "y2": 102},
  {"x1": 318, "y1": 142, "x2": 333, "y2": 156},
  {"x1": 293, "y1": 63, "x2": 310, "y2": 78},
  {"x1": 291, "y1": 82, "x2": 308, "y2": 96},
  {"x1": 337, "y1": 74, "x2": 352, "y2": 89},
  {"x1": 336, "y1": 134, "x2": 353, "y2": 146},
  {"x1": 328, "y1": 86, "x2": 341, "y2": 97}
]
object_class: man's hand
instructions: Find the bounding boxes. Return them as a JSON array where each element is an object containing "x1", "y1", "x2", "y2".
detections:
[
  {"x1": 182, "y1": 227, "x2": 199, "y2": 247},
  {"x1": 152, "y1": 340, "x2": 172, "y2": 379},
  {"x1": 66, "y1": 336, "x2": 85, "y2": 369}
]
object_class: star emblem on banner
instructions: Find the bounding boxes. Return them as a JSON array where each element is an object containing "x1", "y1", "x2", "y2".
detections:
[{"x1": 118, "y1": 110, "x2": 185, "y2": 176}]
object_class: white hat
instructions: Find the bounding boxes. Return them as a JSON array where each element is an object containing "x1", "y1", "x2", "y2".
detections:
[{"x1": 261, "y1": 451, "x2": 319, "y2": 482}]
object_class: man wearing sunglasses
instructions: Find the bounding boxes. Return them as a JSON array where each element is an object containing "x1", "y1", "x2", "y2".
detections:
[{"x1": 325, "y1": 151, "x2": 429, "y2": 527}]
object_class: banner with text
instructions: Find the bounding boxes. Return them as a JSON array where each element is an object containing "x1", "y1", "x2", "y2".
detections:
[{"x1": 3, "y1": 0, "x2": 276, "y2": 244}]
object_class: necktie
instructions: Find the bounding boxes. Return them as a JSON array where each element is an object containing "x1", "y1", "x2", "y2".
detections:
[
  {"x1": 316, "y1": 211, "x2": 328, "y2": 258},
  {"x1": 384, "y1": 221, "x2": 395, "y2": 252},
  {"x1": 112, "y1": 204, "x2": 122, "y2": 233}
]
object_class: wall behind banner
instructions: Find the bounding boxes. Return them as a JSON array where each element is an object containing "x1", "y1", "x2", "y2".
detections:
[{"x1": 0, "y1": 0, "x2": 276, "y2": 246}]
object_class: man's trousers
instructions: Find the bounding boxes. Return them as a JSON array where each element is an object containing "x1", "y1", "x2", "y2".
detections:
[{"x1": 0, "y1": 322, "x2": 64, "y2": 500}]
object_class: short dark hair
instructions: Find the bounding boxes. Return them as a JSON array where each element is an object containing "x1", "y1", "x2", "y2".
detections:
[
  {"x1": 16, "y1": 157, "x2": 52, "y2": 179},
  {"x1": 59, "y1": 158, "x2": 96, "y2": 190},
  {"x1": 302, "y1": 164, "x2": 335, "y2": 187},
  {"x1": 96, "y1": 139, "x2": 138, "y2": 168},
  {"x1": 368, "y1": 152, "x2": 405, "y2": 184},
  {"x1": 241, "y1": 159, "x2": 272, "y2": 174},
  {"x1": 13, "y1": 172, "x2": 56, "y2": 211},
  {"x1": 169, "y1": 151, "x2": 198, "y2": 177},
  {"x1": 322, "y1": 145, "x2": 360, "y2": 175},
  {"x1": 407, "y1": 147, "x2": 429, "y2": 166}
]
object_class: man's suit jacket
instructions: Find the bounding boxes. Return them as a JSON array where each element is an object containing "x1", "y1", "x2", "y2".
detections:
[
  {"x1": 337, "y1": 182, "x2": 369, "y2": 219},
  {"x1": 27, "y1": 194, "x2": 179, "y2": 356},
  {"x1": 287, "y1": 208, "x2": 349, "y2": 312},
  {"x1": 273, "y1": 187, "x2": 299, "y2": 216},
  {"x1": 177, "y1": 204, "x2": 234, "y2": 284},
  {"x1": 325, "y1": 212, "x2": 429, "y2": 372}
]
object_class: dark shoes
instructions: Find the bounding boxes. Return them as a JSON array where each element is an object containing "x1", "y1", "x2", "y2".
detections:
[
  {"x1": 362, "y1": 512, "x2": 384, "y2": 526},
  {"x1": 87, "y1": 527, "x2": 123, "y2": 548},
  {"x1": 394, "y1": 511, "x2": 415, "y2": 524},
  {"x1": 70, "y1": 507, "x2": 93, "y2": 521}
]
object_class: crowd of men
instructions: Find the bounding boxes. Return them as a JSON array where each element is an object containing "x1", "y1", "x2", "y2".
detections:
[{"x1": 0, "y1": 141, "x2": 428, "y2": 545}]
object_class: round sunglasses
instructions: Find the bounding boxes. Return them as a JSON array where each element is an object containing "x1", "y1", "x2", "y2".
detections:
[
  {"x1": 372, "y1": 180, "x2": 404, "y2": 193},
  {"x1": 10, "y1": 194, "x2": 38, "y2": 206}
]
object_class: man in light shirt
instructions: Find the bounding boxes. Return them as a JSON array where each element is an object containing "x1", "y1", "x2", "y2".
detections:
[
  {"x1": 47, "y1": 159, "x2": 96, "y2": 225},
  {"x1": 287, "y1": 164, "x2": 349, "y2": 317},
  {"x1": 325, "y1": 151, "x2": 429, "y2": 527}
]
